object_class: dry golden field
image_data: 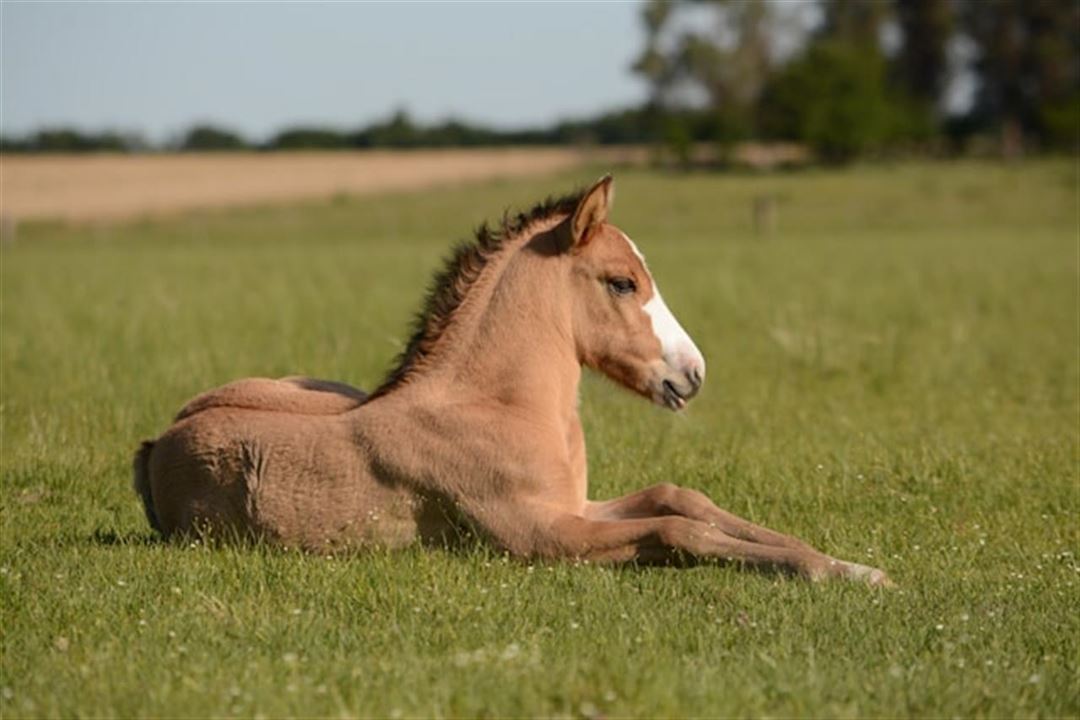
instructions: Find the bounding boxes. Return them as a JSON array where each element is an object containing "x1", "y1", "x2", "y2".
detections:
[{"x1": 0, "y1": 147, "x2": 643, "y2": 224}]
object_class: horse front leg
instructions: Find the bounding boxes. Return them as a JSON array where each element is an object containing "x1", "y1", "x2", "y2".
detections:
[
  {"x1": 585, "y1": 483, "x2": 892, "y2": 586},
  {"x1": 466, "y1": 498, "x2": 826, "y2": 579},
  {"x1": 541, "y1": 514, "x2": 840, "y2": 581}
]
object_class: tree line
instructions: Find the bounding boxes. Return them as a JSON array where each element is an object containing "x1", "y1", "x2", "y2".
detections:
[
  {"x1": 3, "y1": 0, "x2": 1075, "y2": 162},
  {"x1": 0, "y1": 107, "x2": 656, "y2": 154},
  {"x1": 632, "y1": 0, "x2": 1077, "y2": 162}
]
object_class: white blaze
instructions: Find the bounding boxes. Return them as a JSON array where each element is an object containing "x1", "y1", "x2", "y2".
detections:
[
  {"x1": 622, "y1": 234, "x2": 706, "y2": 375},
  {"x1": 643, "y1": 289, "x2": 704, "y2": 371}
]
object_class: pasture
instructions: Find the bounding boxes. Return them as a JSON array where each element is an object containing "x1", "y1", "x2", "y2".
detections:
[{"x1": 2, "y1": 160, "x2": 1077, "y2": 717}]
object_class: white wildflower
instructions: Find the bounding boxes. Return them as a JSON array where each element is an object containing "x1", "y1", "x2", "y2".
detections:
[{"x1": 580, "y1": 701, "x2": 600, "y2": 719}]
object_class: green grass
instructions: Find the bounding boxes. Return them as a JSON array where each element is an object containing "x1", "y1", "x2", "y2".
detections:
[{"x1": 2, "y1": 160, "x2": 1077, "y2": 718}]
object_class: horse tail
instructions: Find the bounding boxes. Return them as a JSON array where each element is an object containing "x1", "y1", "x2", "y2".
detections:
[{"x1": 133, "y1": 440, "x2": 161, "y2": 534}]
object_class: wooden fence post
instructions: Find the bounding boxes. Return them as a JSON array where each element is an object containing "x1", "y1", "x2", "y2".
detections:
[{"x1": 752, "y1": 195, "x2": 777, "y2": 237}]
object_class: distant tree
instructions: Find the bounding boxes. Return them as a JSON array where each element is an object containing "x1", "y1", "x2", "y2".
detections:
[
  {"x1": 959, "y1": 0, "x2": 1080, "y2": 154},
  {"x1": 0, "y1": 136, "x2": 29, "y2": 152},
  {"x1": 631, "y1": 0, "x2": 677, "y2": 146},
  {"x1": 270, "y1": 127, "x2": 349, "y2": 150},
  {"x1": 818, "y1": 0, "x2": 891, "y2": 48},
  {"x1": 894, "y1": 0, "x2": 953, "y2": 110},
  {"x1": 631, "y1": 0, "x2": 785, "y2": 163},
  {"x1": 555, "y1": 108, "x2": 655, "y2": 145},
  {"x1": 30, "y1": 128, "x2": 99, "y2": 152},
  {"x1": 678, "y1": 0, "x2": 774, "y2": 155},
  {"x1": 759, "y1": 41, "x2": 892, "y2": 162},
  {"x1": 424, "y1": 120, "x2": 506, "y2": 147},
  {"x1": 179, "y1": 124, "x2": 247, "y2": 151},
  {"x1": 352, "y1": 109, "x2": 421, "y2": 148},
  {"x1": 632, "y1": 0, "x2": 675, "y2": 101},
  {"x1": 0, "y1": 128, "x2": 145, "y2": 153}
]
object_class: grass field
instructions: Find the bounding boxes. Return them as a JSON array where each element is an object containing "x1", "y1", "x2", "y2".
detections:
[{"x1": 2, "y1": 160, "x2": 1077, "y2": 717}]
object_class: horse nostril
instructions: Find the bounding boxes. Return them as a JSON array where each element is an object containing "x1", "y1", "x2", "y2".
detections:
[{"x1": 687, "y1": 366, "x2": 703, "y2": 391}]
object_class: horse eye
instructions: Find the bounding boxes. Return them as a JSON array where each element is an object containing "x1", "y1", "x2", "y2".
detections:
[{"x1": 607, "y1": 277, "x2": 637, "y2": 296}]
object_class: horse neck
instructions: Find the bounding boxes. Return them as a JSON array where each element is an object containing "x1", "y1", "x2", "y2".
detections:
[{"x1": 417, "y1": 224, "x2": 580, "y2": 424}]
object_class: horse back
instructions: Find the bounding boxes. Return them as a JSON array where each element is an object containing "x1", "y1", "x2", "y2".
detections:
[{"x1": 175, "y1": 376, "x2": 367, "y2": 421}]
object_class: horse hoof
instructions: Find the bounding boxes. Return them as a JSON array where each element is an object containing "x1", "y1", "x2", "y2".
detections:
[{"x1": 845, "y1": 562, "x2": 895, "y2": 588}]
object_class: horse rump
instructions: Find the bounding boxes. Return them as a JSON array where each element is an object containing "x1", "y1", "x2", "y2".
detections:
[{"x1": 132, "y1": 440, "x2": 161, "y2": 533}]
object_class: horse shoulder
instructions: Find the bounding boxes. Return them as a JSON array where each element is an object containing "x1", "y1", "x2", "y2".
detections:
[{"x1": 358, "y1": 396, "x2": 581, "y2": 511}]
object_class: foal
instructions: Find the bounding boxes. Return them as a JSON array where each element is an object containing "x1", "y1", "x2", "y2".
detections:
[{"x1": 135, "y1": 176, "x2": 890, "y2": 585}]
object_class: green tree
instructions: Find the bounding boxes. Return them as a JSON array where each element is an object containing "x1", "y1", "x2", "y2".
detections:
[
  {"x1": 353, "y1": 109, "x2": 420, "y2": 148},
  {"x1": 631, "y1": 0, "x2": 678, "y2": 154},
  {"x1": 179, "y1": 125, "x2": 247, "y2": 151},
  {"x1": 894, "y1": 0, "x2": 954, "y2": 110},
  {"x1": 759, "y1": 41, "x2": 892, "y2": 162},
  {"x1": 818, "y1": 0, "x2": 891, "y2": 48},
  {"x1": 960, "y1": 0, "x2": 1080, "y2": 153},
  {"x1": 631, "y1": 0, "x2": 783, "y2": 163},
  {"x1": 16, "y1": 128, "x2": 142, "y2": 153},
  {"x1": 270, "y1": 127, "x2": 349, "y2": 150}
]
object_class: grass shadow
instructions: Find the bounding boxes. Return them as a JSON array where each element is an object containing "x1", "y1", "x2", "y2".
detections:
[{"x1": 87, "y1": 529, "x2": 162, "y2": 548}]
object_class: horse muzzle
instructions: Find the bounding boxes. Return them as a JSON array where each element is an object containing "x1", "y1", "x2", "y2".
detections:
[{"x1": 655, "y1": 360, "x2": 705, "y2": 411}]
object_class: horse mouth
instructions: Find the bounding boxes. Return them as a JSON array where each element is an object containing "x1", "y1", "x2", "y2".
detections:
[{"x1": 661, "y1": 379, "x2": 688, "y2": 411}]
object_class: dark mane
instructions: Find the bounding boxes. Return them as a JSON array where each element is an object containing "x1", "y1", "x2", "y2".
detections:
[{"x1": 369, "y1": 187, "x2": 586, "y2": 398}]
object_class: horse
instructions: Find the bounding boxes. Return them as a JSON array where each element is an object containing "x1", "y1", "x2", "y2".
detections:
[{"x1": 133, "y1": 176, "x2": 891, "y2": 585}]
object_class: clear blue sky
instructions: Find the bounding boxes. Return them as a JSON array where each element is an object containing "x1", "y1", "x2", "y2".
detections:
[{"x1": 1, "y1": 1, "x2": 647, "y2": 142}]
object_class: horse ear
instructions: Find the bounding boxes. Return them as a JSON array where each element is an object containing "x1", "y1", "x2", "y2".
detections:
[{"x1": 570, "y1": 175, "x2": 614, "y2": 249}]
